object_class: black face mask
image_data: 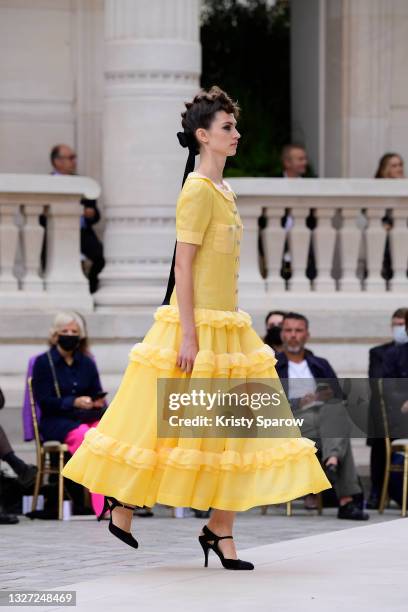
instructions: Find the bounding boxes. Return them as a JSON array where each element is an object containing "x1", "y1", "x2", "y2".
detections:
[
  {"x1": 57, "y1": 334, "x2": 80, "y2": 352},
  {"x1": 265, "y1": 326, "x2": 282, "y2": 347}
]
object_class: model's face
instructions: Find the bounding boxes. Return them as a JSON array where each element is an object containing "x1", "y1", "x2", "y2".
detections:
[
  {"x1": 53, "y1": 145, "x2": 77, "y2": 175},
  {"x1": 281, "y1": 318, "x2": 309, "y2": 354},
  {"x1": 266, "y1": 314, "x2": 284, "y2": 329},
  {"x1": 385, "y1": 156, "x2": 404, "y2": 178},
  {"x1": 285, "y1": 148, "x2": 308, "y2": 177},
  {"x1": 196, "y1": 111, "x2": 240, "y2": 157}
]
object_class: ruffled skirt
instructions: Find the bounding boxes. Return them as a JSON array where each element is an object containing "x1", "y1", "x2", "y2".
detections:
[{"x1": 62, "y1": 306, "x2": 331, "y2": 511}]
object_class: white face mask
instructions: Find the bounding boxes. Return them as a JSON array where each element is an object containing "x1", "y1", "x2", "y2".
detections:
[{"x1": 392, "y1": 325, "x2": 408, "y2": 344}]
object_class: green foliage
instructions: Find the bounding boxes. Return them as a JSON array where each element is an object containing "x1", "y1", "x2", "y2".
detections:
[{"x1": 200, "y1": 0, "x2": 291, "y2": 177}]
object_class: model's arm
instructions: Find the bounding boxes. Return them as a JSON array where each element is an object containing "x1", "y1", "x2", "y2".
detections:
[
  {"x1": 173, "y1": 180, "x2": 213, "y2": 374},
  {"x1": 175, "y1": 242, "x2": 198, "y2": 374}
]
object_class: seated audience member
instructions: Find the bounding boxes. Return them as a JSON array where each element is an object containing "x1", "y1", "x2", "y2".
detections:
[
  {"x1": 32, "y1": 311, "x2": 106, "y2": 515},
  {"x1": 263, "y1": 310, "x2": 286, "y2": 353},
  {"x1": 48, "y1": 145, "x2": 105, "y2": 293},
  {"x1": 276, "y1": 312, "x2": 368, "y2": 521},
  {"x1": 0, "y1": 389, "x2": 37, "y2": 524},
  {"x1": 22, "y1": 311, "x2": 92, "y2": 443},
  {"x1": 0, "y1": 425, "x2": 37, "y2": 489},
  {"x1": 0, "y1": 423, "x2": 37, "y2": 524},
  {"x1": 381, "y1": 309, "x2": 408, "y2": 432},
  {"x1": 367, "y1": 307, "x2": 408, "y2": 508}
]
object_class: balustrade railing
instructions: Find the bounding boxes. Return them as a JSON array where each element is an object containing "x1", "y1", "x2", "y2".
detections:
[
  {"x1": 0, "y1": 175, "x2": 100, "y2": 310},
  {"x1": 2, "y1": 176, "x2": 407, "y2": 312},
  {"x1": 231, "y1": 178, "x2": 408, "y2": 295}
]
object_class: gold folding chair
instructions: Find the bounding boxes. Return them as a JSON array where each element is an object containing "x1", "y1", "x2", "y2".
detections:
[
  {"x1": 28, "y1": 377, "x2": 68, "y2": 520},
  {"x1": 261, "y1": 494, "x2": 323, "y2": 517},
  {"x1": 378, "y1": 378, "x2": 408, "y2": 517}
]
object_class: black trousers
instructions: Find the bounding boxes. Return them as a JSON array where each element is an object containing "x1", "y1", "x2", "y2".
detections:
[
  {"x1": 369, "y1": 438, "x2": 387, "y2": 496},
  {"x1": 40, "y1": 217, "x2": 105, "y2": 293},
  {"x1": 0, "y1": 426, "x2": 13, "y2": 458},
  {"x1": 80, "y1": 228, "x2": 105, "y2": 293}
]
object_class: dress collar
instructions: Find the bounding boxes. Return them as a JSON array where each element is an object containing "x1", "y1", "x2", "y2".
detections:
[{"x1": 187, "y1": 172, "x2": 236, "y2": 202}]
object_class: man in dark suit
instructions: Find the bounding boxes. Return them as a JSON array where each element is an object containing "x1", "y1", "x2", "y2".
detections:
[
  {"x1": 276, "y1": 312, "x2": 368, "y2": 520},
  {"x1": 367, "y1": 307, "x2": 408, "y2": 508},
  {"x1": 48, "y1": 145, "x2": 105, "y2": 293}
]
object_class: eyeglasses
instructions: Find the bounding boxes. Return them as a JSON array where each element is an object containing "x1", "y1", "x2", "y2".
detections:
[{"x1": 57, "y1": 155, "x2": 77, "y2": 161}]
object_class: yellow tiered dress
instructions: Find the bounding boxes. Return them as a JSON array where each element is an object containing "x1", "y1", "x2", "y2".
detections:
[{"x1": 62, "y1": 172, "x2": 331, "y2": 510}]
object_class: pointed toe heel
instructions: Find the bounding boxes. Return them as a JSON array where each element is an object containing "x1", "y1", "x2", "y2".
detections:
[
  {"x1": 198, "y1": 525, "x2": 254, "y2": 570},
  {"x1": 108, "y1": 519, "x2": 139, "y2": 549},
  {"x1": 98, "y1": 496, "x2": 139, "y2": 549}
]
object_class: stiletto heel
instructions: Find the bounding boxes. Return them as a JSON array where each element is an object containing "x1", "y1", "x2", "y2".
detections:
[
  {"x1": 198, "y1": 525, "x2": 254, "y2": 570},
  {"x1": 199, "y1": 538, "x2": 209, "y2": 567},
  {"x1": 99, "y1": 496, "x2": 139, "y2": 549}
]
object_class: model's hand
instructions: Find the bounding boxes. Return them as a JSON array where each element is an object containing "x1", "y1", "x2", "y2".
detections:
[
  {"x1": 74, "y1": 396, "x2": 94, "y2": 409},
  {"x1": 401, "y1": 400, "x2": 408, "y2": 414},
  {"x1": 177, "y1": 334, "x2": 199, "y2": 374},
  {"x1": 93, "y1": 398, "x2": 106, "y2": 409}
]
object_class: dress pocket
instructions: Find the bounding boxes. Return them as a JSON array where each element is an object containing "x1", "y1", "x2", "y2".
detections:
[{"x1": 213, "y1": 224, "x2": 236, "y2": 254}]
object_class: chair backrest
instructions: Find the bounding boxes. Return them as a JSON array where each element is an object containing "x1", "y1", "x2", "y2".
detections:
[
  {"x1": 27, "y1": 377, "x2": 43, "y2": 463},
  {"x1": 378, "y1": 378, "x2": 392, "y2": 455},
  {"x1": 23, "y1": 355, "x2": 42, "y2": 442}
]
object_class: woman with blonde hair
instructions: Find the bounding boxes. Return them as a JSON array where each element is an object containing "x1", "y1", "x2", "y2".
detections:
[{"x1": 32, "y1": 311, "x2": 106, "y2": 515}]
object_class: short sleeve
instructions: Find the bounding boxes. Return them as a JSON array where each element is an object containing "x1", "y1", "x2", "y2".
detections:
[{"x1": 176, "y1": 179, "x2": 213, "y2": 245}]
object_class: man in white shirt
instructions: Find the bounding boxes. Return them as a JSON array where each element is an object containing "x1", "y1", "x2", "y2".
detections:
[{"x1": 276, "y1": 312, "x2": 368, "y2": 520}]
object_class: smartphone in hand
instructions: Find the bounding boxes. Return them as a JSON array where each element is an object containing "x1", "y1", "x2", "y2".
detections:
[{"x1": 92, "y1": 391, "x2": 108, "y2": 401}]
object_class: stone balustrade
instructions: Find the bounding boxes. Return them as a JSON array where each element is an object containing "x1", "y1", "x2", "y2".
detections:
[
  {"x1": 0, "y1": 174, "x2": 100, "y2": 311},
  {"x1": 2, "y1": 175, "x2": 408, "y2": 316},
  {"x1": 230, "y1": 178, "x2": 408, "y2": 312}
]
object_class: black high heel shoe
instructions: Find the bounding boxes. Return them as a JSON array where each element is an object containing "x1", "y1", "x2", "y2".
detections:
[
  {"x1": 97, "y1": 496, "x2": 138, "y2": 549},
  {"x1": 198, "y1": 525, "x2": 254, "y2": 570}
]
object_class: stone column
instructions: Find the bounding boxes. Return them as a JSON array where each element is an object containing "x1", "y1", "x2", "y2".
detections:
[{"x1": 96, "y1": 0, "x2": 201, "y2": 310}]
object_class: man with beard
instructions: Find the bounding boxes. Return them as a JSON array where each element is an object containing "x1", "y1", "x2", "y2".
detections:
[{"x1": 276, "y1": 312, "x2": 368, "y2": 520}]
